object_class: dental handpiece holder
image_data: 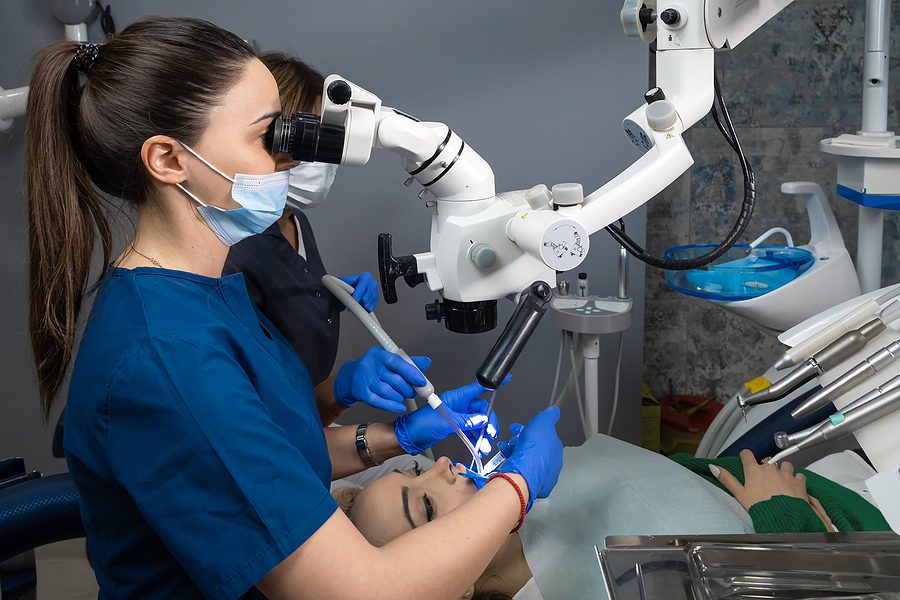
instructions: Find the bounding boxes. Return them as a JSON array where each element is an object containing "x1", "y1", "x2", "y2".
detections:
[{"x1": 476, "y1": 281, "x2": 553, "y2": 390}]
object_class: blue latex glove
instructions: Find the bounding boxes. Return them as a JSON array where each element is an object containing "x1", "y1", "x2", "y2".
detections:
[
  {"x1": 393, "y1": 379, "x2": 507, "y2": 456},
  {"x1": 334, "y1": 347, "x2": 430, "y2": 413},
  {"x1": 337, "y1": 272, "x2": 380, "y2": 313},
  {"x1": 497, "y1": 406, "x2": 563, "y2": 511},
  {"x1": 497, "y1": 422, "x2": 523, "y2": 457},
  {"x1": 458, "y1": 467, "x2": 489, "y2": 489}
]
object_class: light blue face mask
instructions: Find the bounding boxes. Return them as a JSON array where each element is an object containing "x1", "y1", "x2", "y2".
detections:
[{"x1": 176, "y1": 143, "x2": 290, "y2": 247}]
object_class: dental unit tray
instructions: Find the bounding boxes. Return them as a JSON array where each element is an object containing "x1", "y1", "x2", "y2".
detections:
[
  {"x1": 599, "y1": 532, "x2": 900, "y2": 600},
  {"x1": 664, "y1": 243, "x2": 814, "y2": 302}
]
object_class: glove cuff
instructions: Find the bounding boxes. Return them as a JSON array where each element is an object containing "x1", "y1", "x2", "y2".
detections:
[
  {"x1": 333, "y1": 363, "x2": 357, "y2": 408},
  {"x1": 393, "y1": 416, "x2": 427, "y2": 456}
]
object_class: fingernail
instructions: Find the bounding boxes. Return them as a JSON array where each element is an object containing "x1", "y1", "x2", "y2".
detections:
[
  {"x1": 486, "y1": 424, "x2": 497, "y2": 437},
  {"x1": 708, "y1": 464, "x2": 721, "y2": 478},
  {"x1": 465, "y1": 415, "x2": 488, "y2": 428}
]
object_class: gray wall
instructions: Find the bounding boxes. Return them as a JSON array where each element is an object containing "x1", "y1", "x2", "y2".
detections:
[
  {"x1": 0, "y1": 1, "x2": 648, "y2": 473},
  {"x1": 644, "y1": 0, "x2": 900, "y2": 402}
]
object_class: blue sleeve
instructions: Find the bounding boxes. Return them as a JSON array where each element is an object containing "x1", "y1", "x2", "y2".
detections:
[{"x1": 107, "y1": 334, "x2": 338, "y2": 599}]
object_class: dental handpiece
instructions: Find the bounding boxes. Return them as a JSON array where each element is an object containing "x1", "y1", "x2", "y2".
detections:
[
  {"x1": 768, "y1": 381, "x2": 900, "y2": 464},
  {"x1": 791, "y1": 339, "x2": 900, "y2": 420},
  {"x1": 738, "y1": 318, "x2": 886, "y2": 414},
  {"x1": 774, "y1": 288, "x2": 900, "y2": 371},
  {"x1": 322, "y1": 275, "x2": 485, "y2": 473},
  {"x1": 775, "y1": 374, "x2": 900, "y2": 449}
]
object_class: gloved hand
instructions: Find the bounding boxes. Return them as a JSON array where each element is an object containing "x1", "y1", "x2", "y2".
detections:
[
  {"x1": 394, "y1": 377, "x2": 509, "y2": 456},
  {"x1": 337, "y1": 272, "x2": 380, "y2": 312},
  {"x1": 497, "y1": 406, "x2": 563, "y2": 511},
  {"x1": 334, "y1": 347, "x2": 430, "y2": 413}
]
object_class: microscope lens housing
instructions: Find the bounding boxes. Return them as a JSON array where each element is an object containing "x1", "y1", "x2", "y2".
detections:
[{"x1": 268, "y1": 112, "x2": 345, "y2": 164}]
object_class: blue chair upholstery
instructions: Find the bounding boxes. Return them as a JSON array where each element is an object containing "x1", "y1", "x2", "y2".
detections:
[
  {"x1": 0, "y1": 473, "x2": 85, "y2": 564},
  {"x1": 0, "y1": 468, "x2": 85, "y2": 600}
]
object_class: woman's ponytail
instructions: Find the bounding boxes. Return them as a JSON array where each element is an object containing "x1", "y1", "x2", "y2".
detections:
[{"x1": 26, "y1": 43, "x2": 112, "y2": 420}]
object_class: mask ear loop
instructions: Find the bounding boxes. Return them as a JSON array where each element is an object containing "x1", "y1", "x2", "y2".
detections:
[
  {"x1": 176, "y1": 142, "x2": 236, "y2": 212},
  {"x1": 179, "y1": 142, "x2": 236, "y2": 183}
]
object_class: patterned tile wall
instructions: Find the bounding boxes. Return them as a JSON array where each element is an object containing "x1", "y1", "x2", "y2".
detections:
[{"x1": 644, "y1": 1, "x2": 900, "y2": 400}]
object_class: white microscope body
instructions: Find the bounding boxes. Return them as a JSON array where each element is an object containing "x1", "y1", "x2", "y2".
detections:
[{"x1": 320, "y1": 0, "x2": 795, "y2": 314}]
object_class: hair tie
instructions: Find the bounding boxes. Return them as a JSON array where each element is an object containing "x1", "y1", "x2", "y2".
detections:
[{"x1": 73, "y1": 43, "x2": 102, "y2": 75}]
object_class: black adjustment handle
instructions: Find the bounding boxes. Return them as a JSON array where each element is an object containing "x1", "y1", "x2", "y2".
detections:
[
  {"x1": 476, "y1": 281, "x2": 553, "y2": 389},
  {"x1": 377, "y1": 233, "x2": 426, "y2": 304}
]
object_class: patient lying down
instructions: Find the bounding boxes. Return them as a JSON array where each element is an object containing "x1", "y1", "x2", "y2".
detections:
[{"x1": 333, "y1": 436, "x2": 889, "y2": 600}]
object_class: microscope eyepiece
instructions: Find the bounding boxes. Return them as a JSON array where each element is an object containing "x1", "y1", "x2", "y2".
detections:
[{"x1": 268, "y1": 112, "x2": 345, "y2": 164}]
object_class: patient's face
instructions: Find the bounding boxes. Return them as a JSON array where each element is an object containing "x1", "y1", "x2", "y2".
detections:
[{"x1": 351, "y1": 456, "x2": 477, "y2": 546}]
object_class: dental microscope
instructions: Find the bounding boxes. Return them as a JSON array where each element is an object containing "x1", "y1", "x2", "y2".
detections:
[{"x1": 269, "y1": 0, "x2": 798, "y2": 395}]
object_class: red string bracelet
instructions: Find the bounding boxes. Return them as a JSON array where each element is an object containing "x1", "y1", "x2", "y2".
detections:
[{"x1": 488, "y1": 473, "x2": 527, "y2": 533}]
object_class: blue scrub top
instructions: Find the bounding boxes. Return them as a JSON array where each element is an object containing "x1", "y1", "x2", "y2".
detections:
[{"x1": 64, "y1": 267, "x2": 337, "y2": 599}]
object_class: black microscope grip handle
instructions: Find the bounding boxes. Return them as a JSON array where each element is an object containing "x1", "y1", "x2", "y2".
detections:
[{"x1": 476, "y1": 281, "x2": 553, "y2": 389}]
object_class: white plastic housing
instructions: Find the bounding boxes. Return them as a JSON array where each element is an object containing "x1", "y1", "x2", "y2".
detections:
[
  {"x1": 390, "y1": 122, "x2": 495, "y2": 202},
  {"x1": 415, "y1": 192, "x2": 557, "y2": 303},
  {"x1": 320, "y1": 74, "x2": 382, "y2": 166},
  {"x1": 506, "y1": 208, "x2": 589, "y2": 272},
  {"x1": 821, "y1": 134, "x2": 900, "y2": 196},
  {"x1": 0, "y1": 86, "x2": 28, "y2": 133}
]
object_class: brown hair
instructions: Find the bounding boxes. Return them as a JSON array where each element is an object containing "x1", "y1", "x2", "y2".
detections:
[
  {"x1": 257, "y1": 52, "x2": 324, "y2": 114},
  {"x1": 26, "y1": 17, "x2": 255, "y2": 419}
]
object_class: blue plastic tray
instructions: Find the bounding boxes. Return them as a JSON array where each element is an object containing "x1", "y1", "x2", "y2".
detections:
[{"x1": 664, "y1": 244, "x2": 814, "y2": 302}]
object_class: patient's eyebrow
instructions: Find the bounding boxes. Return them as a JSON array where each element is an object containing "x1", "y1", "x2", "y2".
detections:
[{"x1": 401, "y1": 486, "x2": 417, "y2": 529}]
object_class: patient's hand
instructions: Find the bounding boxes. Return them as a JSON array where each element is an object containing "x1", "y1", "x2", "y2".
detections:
[
  {"x1": 808, "y1": 495, "x2": 837, "y2": 532},
  {"x1": 715, "y1": 449, "x2": 809, "y2": 510}
]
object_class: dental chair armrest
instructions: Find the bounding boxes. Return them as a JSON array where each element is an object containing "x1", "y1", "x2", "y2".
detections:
[{"x1": 0, "y1": 473, "x2": 85, "y2": 562}]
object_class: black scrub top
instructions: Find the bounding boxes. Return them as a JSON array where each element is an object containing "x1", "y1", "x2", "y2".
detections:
[{"x1": 223, "y1": 209, "x2": 341, "y2": 386}]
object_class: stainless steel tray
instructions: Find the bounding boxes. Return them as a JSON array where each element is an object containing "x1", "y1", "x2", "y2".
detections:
[{"x1": 599, "y1": 533, "x2": 900, "y2": 600}]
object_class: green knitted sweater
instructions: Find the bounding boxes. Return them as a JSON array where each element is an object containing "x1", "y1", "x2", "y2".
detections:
[{"x1": 670, "y1": 454, "x2": 890, "y2": 533}]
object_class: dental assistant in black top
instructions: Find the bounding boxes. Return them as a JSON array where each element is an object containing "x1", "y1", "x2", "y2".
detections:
[{"x1": 224, "y1": 53, "x2": 389, "y2": 423}]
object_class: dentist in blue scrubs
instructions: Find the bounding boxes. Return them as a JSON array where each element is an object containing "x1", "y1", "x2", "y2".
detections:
[{"x1": 26, "y1": 17, "x2": 564, "y2": 599}]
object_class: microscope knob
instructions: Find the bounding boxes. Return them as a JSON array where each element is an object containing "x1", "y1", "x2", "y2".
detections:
[
  {"x1": 644, "y1": 87, "x2": 666, "y2": 104},
  {"x1": 469, "y1": 243, "x2": 498, "y2": 270},
  {"x1": 525, "y1": 184, "x2": 552, "y2": 210},
  {"x1": 646, "y1": 99, "x2": 677, "y2": 131},
  {"x1": 327, "y1": 80, "x2": 353, "y2": 105},
  {"x1": 660, "y1": 8, "x2": 681, "y2": 26},
  {"x1": 425, "y1": 300, "x2": 445, "y2": 323},
  {"x1": 551, "y1": 183, "x2": 584, "y2": 207},
  {"x1": 377, "y1": 233, "x2": 425, "y2": 304}
]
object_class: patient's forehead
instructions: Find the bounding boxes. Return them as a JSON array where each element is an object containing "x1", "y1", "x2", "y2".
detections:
[{"x1": 351, "y1": 474, "x2": 408, "y2": 546}]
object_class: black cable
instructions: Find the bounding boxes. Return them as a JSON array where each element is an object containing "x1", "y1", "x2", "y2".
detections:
[
  {"x1": 96, "y1": 2, "x2": 116, "y2": 36},
  {"x1": 605, "y1": 73, "x2": 756, "y2": 271}
]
